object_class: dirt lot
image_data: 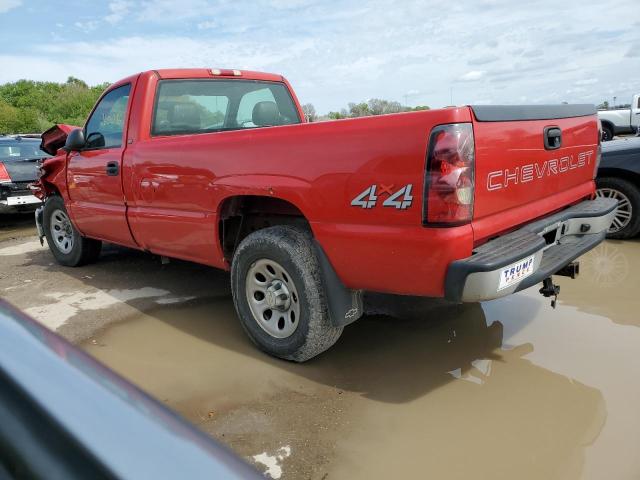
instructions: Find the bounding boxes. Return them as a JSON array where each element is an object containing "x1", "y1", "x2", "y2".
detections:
[{"x1": 1, "y1": 214, "x2": 640, "y2": 479}]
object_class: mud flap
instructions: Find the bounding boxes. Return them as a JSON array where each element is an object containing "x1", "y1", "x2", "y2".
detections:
[
  {"x1": 35, "y1": 206, "x2": 44, "y2": 246},
  {"x1": 313, "y1": 240, "x2": 363, "y2": 327}
]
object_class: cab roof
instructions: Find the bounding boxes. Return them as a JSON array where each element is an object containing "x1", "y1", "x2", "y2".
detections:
[{"x1": 152, "y1": 68, "x2": 285, "y2": 83}]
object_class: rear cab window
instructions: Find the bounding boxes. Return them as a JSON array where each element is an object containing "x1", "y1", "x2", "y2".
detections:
[
  {"x1": 152, "y1": 79, "x2": 301, "y2": 136},
  {"x1": 0, "y1": 140, "x2": 49, "y2": 162}
]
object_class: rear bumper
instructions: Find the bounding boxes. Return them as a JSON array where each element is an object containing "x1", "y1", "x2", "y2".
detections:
[
  {"x1": 0, "y1": 194, "x2": 42, "y2": 213},
  {"x1": 445, "y1": 197, "x2": 617, "y2": 302}
]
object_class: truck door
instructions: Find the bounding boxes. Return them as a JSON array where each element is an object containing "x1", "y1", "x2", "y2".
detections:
[
  {"x1": 66, "y1": 82, "x2": 138, "y2": 247},
  {"x1": 633, "y1": 94, "x2": 640, "y2": 132}
]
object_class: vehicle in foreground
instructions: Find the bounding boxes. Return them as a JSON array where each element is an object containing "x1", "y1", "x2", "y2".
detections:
[
  {"x1": 0, "y1": 300, "x2": 260, "y2": 480},
  {"x1": 596, "y1": 136, "x2": 640, "y2": 239},
  {"x1": 597, "y1": 93, "x2": 640, "y2": 141},
  {"x1": 34, "y1": 68, "x2": 616, "y2": 361},
  {"x1": 0, "y1": 135, "x2": 49, "y2": 213}
]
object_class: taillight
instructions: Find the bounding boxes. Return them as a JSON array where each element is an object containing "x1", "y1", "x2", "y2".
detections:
[
  {"x1": 423, "y1": 123, "x2": 475, "y2": 225},
  {"x1": 0, "y1": 163, "x2": 11, "y2": 183}
]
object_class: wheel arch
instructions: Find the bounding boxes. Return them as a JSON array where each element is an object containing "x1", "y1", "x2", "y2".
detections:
[
  {"x1": 598, "y1": 168, "x2": 640, "y2": 188},
  {"x1": 217, "y1": 194, "x2": 312, "y2": 263},
  {"x1": 218, "y1": 195, "x2": 364, "y2": 327}
]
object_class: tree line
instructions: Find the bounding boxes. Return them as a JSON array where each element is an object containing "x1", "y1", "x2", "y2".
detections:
[
  {"x1": 0, "y1": 77, "x2": 109, "y2": 134},
  {"x1": 303, "y1": 99, "x2": 429, "y2": 122},
  {"x1": 0, "y1": 76, "x2": 429, "y2": 134}
]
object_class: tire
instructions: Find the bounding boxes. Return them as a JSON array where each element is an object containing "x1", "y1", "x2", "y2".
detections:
[
  {"x1": 43, "y1": 196, "x2": 102, "y2": 266},
  {"x1": 231, "y1": 225, "x2": 343, "y2": 362},
  {"x1": 596, "y1": 177, "x2": 640, "y2": 239},
  {"x1": 601, "y1": 124, "x2": 614, "y2": 142}
]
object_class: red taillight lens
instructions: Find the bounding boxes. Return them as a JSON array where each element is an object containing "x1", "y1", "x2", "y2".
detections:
[
  {"x1": 0, "y1": 163, "x2": 11, "y2": 183},
  {"x1": 424, "y1": 123, "x2": 475, "y2": 225}
]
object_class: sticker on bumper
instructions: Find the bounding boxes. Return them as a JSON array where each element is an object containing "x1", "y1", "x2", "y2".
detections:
[{"x1": 498, "y1": 255, "x2": 535, "y2": 291}]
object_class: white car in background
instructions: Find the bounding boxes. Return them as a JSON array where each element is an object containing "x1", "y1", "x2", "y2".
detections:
[{"x1": 598, "y1": 93, "x2": 640, "y2": 141}]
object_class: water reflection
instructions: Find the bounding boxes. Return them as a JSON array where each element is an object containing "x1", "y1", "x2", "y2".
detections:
[{"x1": 555, "y1": 239, "x2": 640, "y2": 326}]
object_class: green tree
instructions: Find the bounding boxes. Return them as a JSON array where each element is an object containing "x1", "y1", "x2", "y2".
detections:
[{"x1": 0, "y1": 78, "x2": 109, "y2": 134}]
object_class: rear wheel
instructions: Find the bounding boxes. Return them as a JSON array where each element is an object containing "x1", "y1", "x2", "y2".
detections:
[
  {"x1": 596, "y1": 177, "x2": 640, "y2": 239},
  {"x1": 231, "y1": 225, "x2": 343, "y2": 362},
  {"x1": 43, "y1": 196, "x2": 102, "y2": 266},
  {"x1": 601, "y1": 124, "x2": 614, "y2": 142}
]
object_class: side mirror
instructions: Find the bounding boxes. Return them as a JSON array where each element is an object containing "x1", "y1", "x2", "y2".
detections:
[{"x1": 64, "y1": 128, "x2": 86, "y2": 152}]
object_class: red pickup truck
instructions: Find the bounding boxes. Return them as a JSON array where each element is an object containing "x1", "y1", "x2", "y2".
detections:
[{"x1": 34, "y1": 68, "x2": 616, "y2": 361}]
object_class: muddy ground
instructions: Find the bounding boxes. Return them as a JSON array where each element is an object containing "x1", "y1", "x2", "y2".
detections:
[{"x1": 1, "y1": 213, "x2": 640, "y2": 479}]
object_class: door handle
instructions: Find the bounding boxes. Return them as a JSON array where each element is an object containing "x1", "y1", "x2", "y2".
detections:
[{"x1": 106, "y1": 161, "x2": 119, "y2": 176}]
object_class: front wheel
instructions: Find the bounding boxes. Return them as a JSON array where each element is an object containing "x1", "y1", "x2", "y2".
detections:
[
  {"x1": 43, "y1": 196, "x2": 102, "y2": 266},
  {"x1": 596, "y1": 177, "x2": 640, "y2": 239},
  {"x1": 231, "y1": 225, "x2": 343, "y2": 362}
]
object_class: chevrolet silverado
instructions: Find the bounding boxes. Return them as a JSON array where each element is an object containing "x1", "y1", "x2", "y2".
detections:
[{"x1": 33, "y1": 68, "x2": 616, "y2": 361}]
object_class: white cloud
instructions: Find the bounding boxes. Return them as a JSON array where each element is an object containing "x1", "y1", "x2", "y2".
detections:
[
  {"x1": 197, "y1": 20, "x2": 217, "y2": 30},
  {"x1": 74, "y1": 20, "x2": 99, "y2": 33},
  {"x1": 0, "y1": 0, "x2": 21, "y2": 14},
  {"x1": 574, "y1": 78, "x2": 598, "y2": 86},
  {"x1": 105, "y1": 0, "x2": 133, "y2": 24},
  {"x1": 1, "y1": 0, "x2": 640, "y2": 112},
  {"x1": 458, "y1": 70, "x2": 485, "y2": 82}
]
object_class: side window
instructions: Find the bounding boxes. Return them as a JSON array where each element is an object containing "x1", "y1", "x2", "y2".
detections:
[
  {"x1": 153, "y1": 81, "x2": 229, "y2": 136},
  {"x1": 85, "y1": 84, "x2": 131, "y2": 149}
]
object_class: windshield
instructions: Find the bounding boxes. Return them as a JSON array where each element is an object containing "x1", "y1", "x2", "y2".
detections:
[{"x1": 0, "y1": 140, "x2": 50, "y2": 162}]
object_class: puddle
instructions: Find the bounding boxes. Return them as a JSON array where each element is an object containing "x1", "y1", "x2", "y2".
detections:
[
  {"x1": 77, "y1": 240, "x2": 640, "y2": 479},
  {"x1": 26, "y1": 287, "x2": 170, "y2": 330}
]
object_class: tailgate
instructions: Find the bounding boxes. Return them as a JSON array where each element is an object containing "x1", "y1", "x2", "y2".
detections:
[
  {"x1": 471, "y1": 105, "x2": 599, "y2": 243},
  {"x1": 1, "y1": 159, "x2": 40, "y2": 183}
]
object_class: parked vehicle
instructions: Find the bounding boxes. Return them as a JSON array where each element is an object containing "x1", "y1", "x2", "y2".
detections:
[
  {"x1": 0, "y1": 135, "x2": 49, "y2": 213},
  {"x1": 596, "y1": 136, "x2": 640, "y2": 238},
  {"x1": 0, "y1": 300, "x2": 260, "y2": 479},
  {"x1": 34, "y1": 68, "x2": 616, "y2": 361},
  {"x1": 597, "y1": 94, "x2": 640, "y2": 141}
]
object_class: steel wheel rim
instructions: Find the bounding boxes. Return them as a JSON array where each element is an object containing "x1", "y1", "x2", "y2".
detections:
[
  {"x1": 596, "y1": 188, "x2": 632, "y2": 233},
  {"x1": 50, "y1": 209, "x2": 74, "y2": 254},
  {"x1": 245, "y1": 259, "x2": 301, "y2": 339}
]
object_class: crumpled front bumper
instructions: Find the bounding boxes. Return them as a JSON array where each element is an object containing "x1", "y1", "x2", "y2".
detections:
[{"x1": 445, "y1": 197, "x2": 617, "y2": 302}]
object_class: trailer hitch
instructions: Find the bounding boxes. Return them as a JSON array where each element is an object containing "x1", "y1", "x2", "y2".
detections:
[{"x1": 539, "y1": 277, "x2": 561, "y2": 309}]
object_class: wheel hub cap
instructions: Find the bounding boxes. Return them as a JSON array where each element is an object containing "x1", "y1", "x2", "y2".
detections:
[
  {"x1": 265, "y1": 280, "x2": 291, "y2": 310},
  {"x1": 50, "y1": 208, "x2": 74, "y2": 254},
  {"x1": 245, "y1": 259, "x2": 301, "y2": 339}
]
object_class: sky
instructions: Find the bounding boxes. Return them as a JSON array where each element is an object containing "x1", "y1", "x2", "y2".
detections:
[{"x1": 0, "y1": 0, "x2": 639, "y2": 113}]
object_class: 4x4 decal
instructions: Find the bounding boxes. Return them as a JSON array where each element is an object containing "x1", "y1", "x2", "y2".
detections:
[{"x1": 351, "y1": 184, "x2": 413, "y2": 209}]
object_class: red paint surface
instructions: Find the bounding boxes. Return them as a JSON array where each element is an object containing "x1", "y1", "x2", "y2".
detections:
[{"x1": 36, "y1": 69, "x2": 598, "y2": 297}]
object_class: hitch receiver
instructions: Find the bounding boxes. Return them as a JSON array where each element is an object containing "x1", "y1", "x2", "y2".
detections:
[
  {"x1": 539, "y1": 277, "x2": 561, "y2": 309},
  {"x1": 555, "y1": 261, "x2": 580, "y2": 279}
]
